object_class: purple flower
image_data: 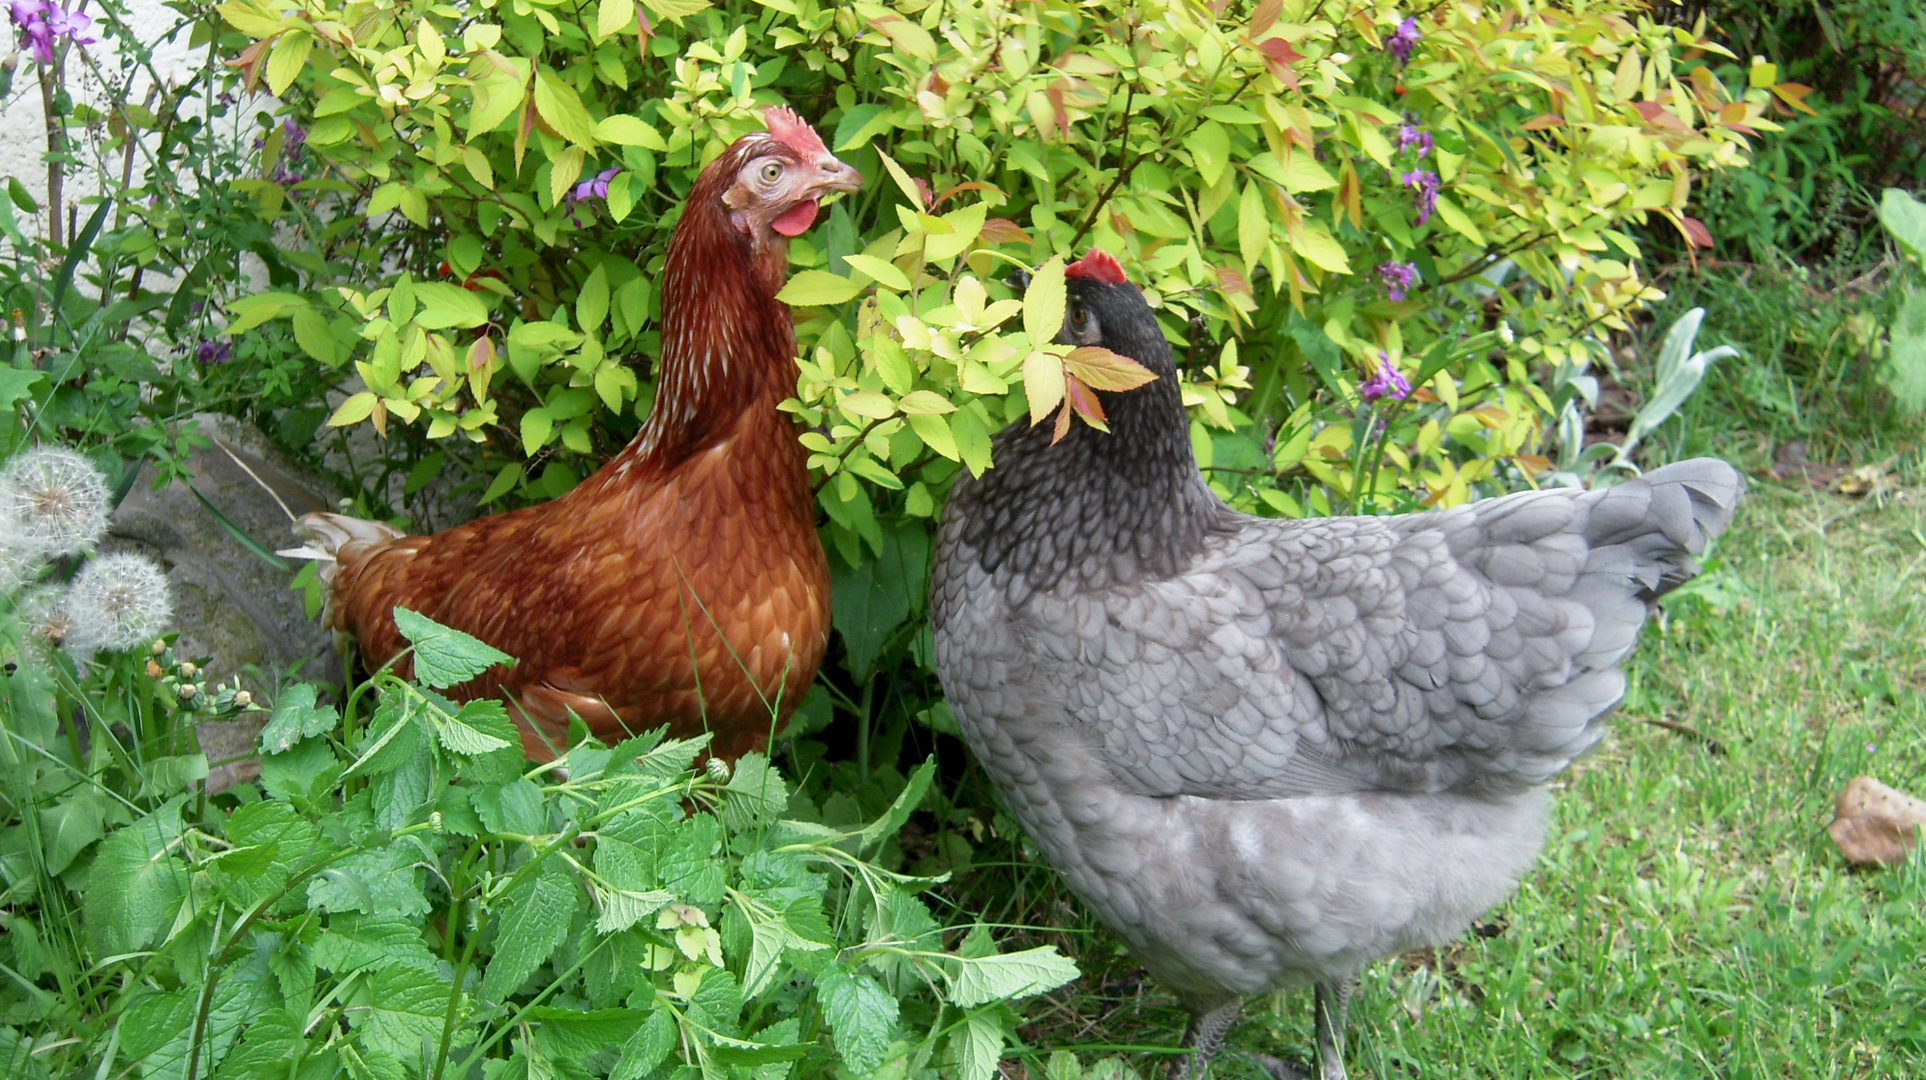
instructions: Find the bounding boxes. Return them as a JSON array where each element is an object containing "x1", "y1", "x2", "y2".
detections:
[
  {"x1": 1360, "y1": 352, "x2": 1412, "y2": 403},
  {"x1": 282, "y1": 118, "x2": 307, "y2": 154},
  {"x1": 194, "y1": 339, "x2": 232, "y2": 365},
  {"x1": 1376, "y1": 260, "x2": 1419, "y2": 301},
  {"x1": 571, "y1": 167, "x2": 620, "y2": 205},
  {"x1": 1401, "y1": 168, "x2": 1440, "y2": 224},
  {"x1": 10, "y1": 0, "x2": 92, "y2": 64},
  {"x1": 1386, "y1": 16, "x2": 1421, "y2": 66},
  {"x1": 1395, "y1": 123, "x2": 1432, "y2": 158}
]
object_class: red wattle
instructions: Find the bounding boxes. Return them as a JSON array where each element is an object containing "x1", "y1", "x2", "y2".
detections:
[{"x1": 771, "y1": 199, "x2": 819, "y2": 236}]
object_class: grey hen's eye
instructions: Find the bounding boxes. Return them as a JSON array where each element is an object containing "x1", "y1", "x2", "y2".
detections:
[{"x1": 760, "y1": 161, "x2": 784, "y2": 183}]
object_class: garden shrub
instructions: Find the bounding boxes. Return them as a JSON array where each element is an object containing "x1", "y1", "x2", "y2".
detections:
[{"x1": 209, "y1": 0, "x2": 1786, "y2": 531}]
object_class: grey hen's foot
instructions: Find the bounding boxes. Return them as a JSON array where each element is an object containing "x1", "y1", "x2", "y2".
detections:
[{"x1": 1248, "y1": 1052, "x2": 1313, "y2": 1080}]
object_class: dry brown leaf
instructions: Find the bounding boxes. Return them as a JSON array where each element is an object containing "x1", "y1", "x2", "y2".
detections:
[{"x1": 1826, "y1": 776, "x2": 1926, "y2": 867}]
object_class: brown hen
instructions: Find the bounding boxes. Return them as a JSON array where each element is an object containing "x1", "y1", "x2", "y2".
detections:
[{"x1": 293, "y1": 108, "x2": 860, "y2": 763}]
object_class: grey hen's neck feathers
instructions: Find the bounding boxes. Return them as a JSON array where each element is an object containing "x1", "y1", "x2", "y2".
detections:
[{"x1": 950, "y1": 281, "x2": 1232, "y2": 599}]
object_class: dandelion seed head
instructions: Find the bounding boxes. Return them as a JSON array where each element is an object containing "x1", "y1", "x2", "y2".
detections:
[
  {"x1": 1, "y1": 446, "x2": 110, "y2": 556},
  {"x1": 0, "y1": 541, "x2": 45, "y2": 595},
  {"x1": 11, "y1": 584, "x2": 75, "y2": 655},
  {"x1": 66, "y1": 552, "x2": 173, "y2": 653}
]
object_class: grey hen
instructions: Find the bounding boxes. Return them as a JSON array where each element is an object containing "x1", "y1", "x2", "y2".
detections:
[{"x1": 930, "y1": 250, "x2": 1743, "y2": 1080}]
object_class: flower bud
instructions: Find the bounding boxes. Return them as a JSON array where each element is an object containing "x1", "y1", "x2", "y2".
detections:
[
  {"x1": 233, "y1": 690, "x2": 252, "y2": 708},
  {"x1": 178, "y1": 661, "x2": 196, "y2": 679}
]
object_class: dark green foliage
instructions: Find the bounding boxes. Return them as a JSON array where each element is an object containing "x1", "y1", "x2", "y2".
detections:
[
  {"x1": 0, "y1": 611, "x2": 1078, "y2": 1080},
  {"x1": 1666, "y1": 1, "x2": 1926, "y2": 264}
]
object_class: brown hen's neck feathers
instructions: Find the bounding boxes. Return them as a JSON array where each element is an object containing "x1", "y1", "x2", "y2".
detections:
[{"x1": 627, "y1": 145, "x2": 798, "y2": 470}]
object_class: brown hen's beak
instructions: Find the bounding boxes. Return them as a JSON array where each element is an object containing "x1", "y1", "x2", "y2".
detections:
[{"x1": 809, "y1": 156, "x2": 864, "y2": 198}]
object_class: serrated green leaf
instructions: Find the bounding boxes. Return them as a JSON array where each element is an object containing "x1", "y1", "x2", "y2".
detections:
[
  {"x1": 83, "y1": 800, "x2": 188, "y2": 956},
  {"x1": 438, "y1": 699, "x2": 518, "y2": 756},
  {"x1": 259, "y1": 683, "x2": 339, "y2": 753},
  {"x1": 314, "y1": 914, "x2": 441, "y2": 973},
  {"x1": 348, "y1": 964, "x2": 449, "y2": 1061},
  {"x1": 577, "y1": 264, "x2": 610, "y2": 332},
  {"x1": 481, "y1": 863, "x2": 578, "y2": 1000},
  {"x1": 611, "y1": 1006, "x2": 677, "y2": 1080},
  {"x1": 472, "y1": 778, "x2": 547, "y2": 835},
  {"x1": 817, "y1": 964, "x2": 899, "y2": 1074},
  {"x1": 945, "y1": 945, "x2": 1080, "y2": 1007},
  {"x1": 393, "y1": 607, "x2": 515, "y2": 688}
]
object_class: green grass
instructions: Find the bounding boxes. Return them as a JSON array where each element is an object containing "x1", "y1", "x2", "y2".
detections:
[{"x1": 974, "y1": 448, "x2": 1926, "y2": 1076}]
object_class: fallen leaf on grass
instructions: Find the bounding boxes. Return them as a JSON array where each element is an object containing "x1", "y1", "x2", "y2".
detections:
[{"x1": 1827, "y1": 776, "x2": 1926, "y2": 867}]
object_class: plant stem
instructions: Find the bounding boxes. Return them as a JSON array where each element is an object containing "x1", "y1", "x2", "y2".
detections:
[{"x1": 40, "y1": 55, "x2": 67, "y2": 249}]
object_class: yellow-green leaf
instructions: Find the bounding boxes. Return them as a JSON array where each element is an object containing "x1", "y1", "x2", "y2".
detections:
[
  {"x1": 1022, "y1": 350, "x2": 1064, "y2": 425},
  {"x1": 265, "y1": 32, "x2": 312, "y2": 98},
  {"x1": 897, "y1": 390, "x2": 956, "y2": 415},
  {"x1": 461, "y1": 146, "x2": 495, "y2": 189},
  {"x1": 842, "y1": 254, "x2": 910, "y2": 292},
  {"x1": 549, "y1": 146, "x2": 586, "y2": 208},
  {"x1": 1288, "y1": 222, "x2": 1351, "y2": 274},
  {"x1": 925, "y1": 201, "x2": 986, "y2": 263},
  {"x1": 1237, "y1": 181, "x2": 1268, "y2": 275},
  {"x1": 413, "y1": 282, "x2": 490, "y2": 330},
  {"x1": 839, "y1": 391, "x2": 896, "y2": 420},
  {"x1": 521, "y1": 408, "x2": 554, "y2": 455},
  {"x1": 577, "y1": 264, "x2": 610, "y2": 333},
  {"x1": 596, "y1": 0, "x2": 634, "y2": 39},
  {"x1": 534, "y1": 69, "x2": 598, "y2": 148},
  {"x1": 291, "y1": 307, "x2": 338, "y2": 365},
  {"x1": 1187, "y1": 121, "x2": 1231, "y2": 188},
  {"x1": 328, "y1": 392, "x2": 378, "y2": 428},
  {"x1": 216, "y1": 0, "x2": 290, "y2": 37},
  {"x1": 1063, "y1": 346, "x2": 1158, "y2": 392},
  {"x1": 594, "y1": 115, "x2": 668, "y2": 150},
  {"x1": 875, "y1": 150, "x2": 926, "y2": 210},
  {"x1": 1432, "y1": 194, "x2": 1486, "y2": 245},
  {"x1": 775, "y1": 271, "x2": 865, "y2": 307},
  {"x1": 907, "y1": 412, "x2": 958, "y2": 461},
  {"x1": 466, "y1": 53, "x2": 528, "y2": 139},
  {"x1": 639, "y1": 0, "x2": 711, "y2": 21},
  {"x1": 1022, "y1": 256, "x2": 1066, "y2": 348},
  {"x1": 871, "y1": 16, "x2": 936, "y2": 63}
]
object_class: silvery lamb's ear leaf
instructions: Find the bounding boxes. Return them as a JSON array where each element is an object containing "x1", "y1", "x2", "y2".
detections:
[
  {"x1": 1621, "y1": 308, "x2": 1736, "y2": 457},
  {"x1": 392, "y1": 606, "x2": 515, "y2": 688},
  {"x1": 1879, "y1": 187, "x2": 1926, "y2": 263}
]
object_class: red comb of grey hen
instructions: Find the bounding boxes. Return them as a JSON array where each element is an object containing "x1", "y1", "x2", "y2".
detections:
[
  {"x1": 763, "y1": 106, "x2": 828, "y2": 158},
  {"x1": 1065, "y1": 248, "x2": 1127, "y2": 284}
]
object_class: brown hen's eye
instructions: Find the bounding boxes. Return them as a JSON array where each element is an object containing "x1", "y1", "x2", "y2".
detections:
[
  {"x1": 760, "y1": 162, "x2": 784, "y2": 182},
  {"x1": 1070, "y1": 301, "x2": 1088, "y2": 327}
]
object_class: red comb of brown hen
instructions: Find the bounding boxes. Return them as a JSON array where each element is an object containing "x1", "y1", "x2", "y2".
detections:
[{"x1": 763, "y1": 106, "x2": 828, "y2": 159}]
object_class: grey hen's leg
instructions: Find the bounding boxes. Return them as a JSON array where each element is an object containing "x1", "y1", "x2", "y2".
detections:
[
  {"x1": 1165, "y1": 999, "x2": 1243, "y2": 1080},
  {"x1": 1313, "y1": 976, "x2": 1355, "y2": 1080}
]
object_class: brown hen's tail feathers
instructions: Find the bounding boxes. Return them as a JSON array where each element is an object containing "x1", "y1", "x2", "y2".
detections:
[{"x1": 284, "y1": 512, "x2": 406, "y2": 587}]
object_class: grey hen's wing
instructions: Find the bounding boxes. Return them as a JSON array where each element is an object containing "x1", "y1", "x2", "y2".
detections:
[{"x1": 1010, "y1": 458, "x2": 1744, "y2": 799}]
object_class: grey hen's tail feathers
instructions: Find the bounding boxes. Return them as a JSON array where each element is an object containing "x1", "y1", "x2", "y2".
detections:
[{"x1": 1582, "y1": 458, "x2": 1745, "y2": 599}]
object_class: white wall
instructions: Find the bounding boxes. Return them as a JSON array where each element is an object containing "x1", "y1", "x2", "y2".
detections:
[{"x1": 3, "y1": 0, "x2": 220, "y2": 223}]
